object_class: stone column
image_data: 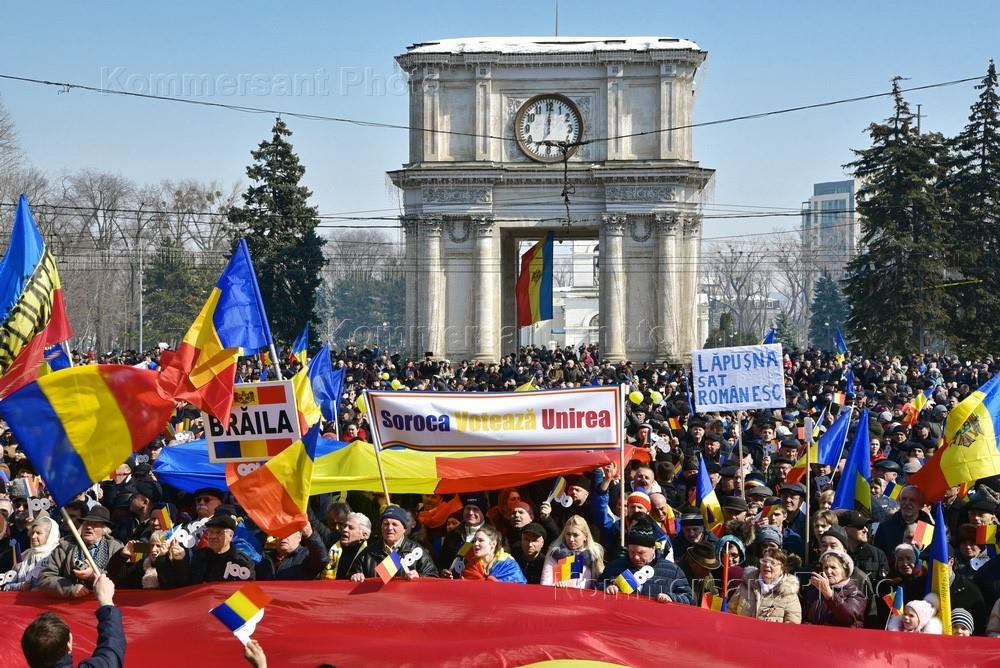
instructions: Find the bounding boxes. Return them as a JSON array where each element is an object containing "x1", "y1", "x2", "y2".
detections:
[
  {"x1": 421, "y1": 66, "x2": 440, "y2": 160},
  {"x1": 679, "y1": 214, "x2": 702, "y2": 353},
  {"x1": 600, "y1": 214, "x2": 627, "y2": 361},
  {"x1": 419, "y1": 215, "x2": 444, "y2": 356},
  {"x1": 655, "y1": 213, "x2": 680, "y2": 361},
  {"x1": 401, "y1": 217, "x2": 419, "y2": 357},
  {"x1": 499, "y1": 231, "x2": 518, "y2": 356},
  {"x1": 658, "y1": 63, "x2": 675, "y2": 159},
  {"x1": 472, "y1": 216, "x2": 497, "y2": 361}
]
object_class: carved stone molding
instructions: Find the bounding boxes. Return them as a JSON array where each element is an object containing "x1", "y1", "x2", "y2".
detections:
[
  {"x1": 682, "y1": 215, "x2": 702, "y2": 236},
  {"x1": 629, "y1": 217, "x2": 654, "y2": 243},
  {"x1": 606, "y1": 185, "x2": 676, "y2": 203},
  {"x1": 422, "y1": 186, "x2": 493, "y2": 204},
  {"x1": 472, "y1": 216, "x2": 495, "y2": 237},
  {"x1": 400, "y1": 217, "x2": 419, "y2": 236},
  {"x1": 446, "y1": 217, "x2": 471, "y2": 244},
  {"x1": 601, "y1": 214, "x2": 627, "y2": 235},
  {"x1": 419, "y1": 214, "x2": 444, "y2": 236},
  {"x1": 654, "y1": 212, "x2": 680, "y2": 235}
]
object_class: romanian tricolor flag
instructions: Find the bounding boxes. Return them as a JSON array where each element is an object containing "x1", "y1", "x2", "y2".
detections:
[
  {"x1": 515, "y1": 232, "x2": 554, "y2": 327},
  {"x1": 697, "y1": 455, "x2": 724, "y2": 537},
  {"x1": 911, "y1": 388, "x2": 934, "y2": 416},
  {"x1": 153, "y1": 506, "x2": 173, "y2": 531},
  {"x1": 210, "y1": 583, "x2": 272, "y2": 644},
  {"x1": 292, "y1": 345, "x2": 344, "y2": 434},
  {"x1": 0, "y1": 366, "x2": 175, "y2": 506},
  {"x1": 912, "y1": 520, "x2": 934, "y2": 548},
  {"x1": 831, "y1": 391, "x2": 847, "y2": 406},
  {"x1": 375, "y1": 551, "x2": 404, "y2": 584},
  {"x1": 546, "y1": 476, "x2": 568, "y2": 503},
  {"x1": 976, "y1": 525, "x2": 998, "y2": 545},
  {"x1": 226, "y1": 424, "x2": 320, "y2": 539},
  {"x1": 883, "y1": 481, "x2": 903, "y2": 500},
  {"x1": 556, "y1": 554, "x2": 585, "y2": 582},
  {"x1": 909, "y1": 373, "x2": 1000, "y2": 502},
  {"x1": 157, "y1": 239, "x2": 273, "y2": 421},
  {"x1": 668, "y1": 417, "x2": 682, "y2": 431},
  {"x1": 613, "y1": 569, "x2": 639, "y2": 595},
  {"x1": 929, "y1": 502, "x2": 952, "y2": 635},
  {"x1": 883, "y1": 586, "x2": 904, "y2": 618},
  {"x1": 786, "y1": 407, "x2": 849, "y2": 485},
  {"x1": 834, "y1": 327, "x2": 848, "y2": 363},
  {"x1": 701, "y1": 592, "x2": 727, "y2": 612},
  {"x1": 832, "y1": 408, "x2": 871, "y2": 515},
  {"x1": 662, "y1": 503, "x2": 680, "y2": 536},
  {"x1": 0, "y1": 195, "x2": 73, "y2": 399},
  {"x1": 290, "y1": 323, "x2": 309, "y2": 365}
]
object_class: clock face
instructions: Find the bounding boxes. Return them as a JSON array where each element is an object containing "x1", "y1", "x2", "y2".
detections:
[{"x1": 514, "y1": 94, "x2": 584, "y2": 163}]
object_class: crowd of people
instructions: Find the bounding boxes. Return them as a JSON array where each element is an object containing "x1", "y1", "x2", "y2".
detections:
[{"x1": 5, "y1": 344, "x2": 1000, "y2": 664}]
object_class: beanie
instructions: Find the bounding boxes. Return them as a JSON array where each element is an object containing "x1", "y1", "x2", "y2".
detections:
[
  {"x1": 381, "y1": 505, "x2": 409, "y2": 526},
  {"x1": 756, "y1": 525, "x2": 783, "y2": 547},
  {"x1": 951, "y1": 607, "x2": 975, "y2": 632},
  {"x1": 512, "y1": 501, "x2": 534, "y2": 519},
  {"x1": 905, "y1": 599, "x2": 935, "y2": 630},
  {"x1": 627, "y1": 490, "x2": 652, "y2": 513},
  {"x1": 626, "y1": 517, "x2": 657, "y2": 548}
]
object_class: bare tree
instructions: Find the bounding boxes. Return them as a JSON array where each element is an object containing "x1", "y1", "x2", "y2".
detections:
[
  {"x1": 771, "y1": 229, "x2": 817, "y2": 348},
  {"x1": 704, "y1": 240, "x2": 774, "y2": 338},
  {"x1": 0, "y1": 98, "x2": 19, "y2": 178}
]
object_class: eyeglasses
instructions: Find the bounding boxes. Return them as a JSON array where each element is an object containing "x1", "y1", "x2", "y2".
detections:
[{"x1": 759, "y1": 558, "x2": 781, "y2": 567}]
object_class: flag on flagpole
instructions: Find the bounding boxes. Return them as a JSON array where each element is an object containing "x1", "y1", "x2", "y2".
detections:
[
  {"x1": 976, "y1": 525, "x2": 998, "y2": 545},
  {"x1": 0, "y1": 366, "x2": 175, "y2": 506},
  {"x1": 157, "y1": 239, "x2": 273, "y2": 421},
  {"x1": 210, "y1": 583, "x2": 272, "y2": 645},
  {"x1": 226, "y1": 425, "x2": 321, "y2": 539},
  {"x1": 290, "y1": 324, "x2": 309, "y2": 365},
  {"x1": 833, "y1": 328, "x2": 848, "y2": 363},
  {"x1": 292, "y1": 345, "x2": 342, "y2": 432},
  {"x1": 761, "y1": 327, "x2": 776, "y2": 345},
  {"x1": 515, "y1": 232, "x2": 554, "y2": 327},
  {"x1": 844, "y1": 368, "x2": 856, "y2": 397},
  {"x1": 152, "y1": 506, "x2": 173, "y2": 531},
  {"x1": 697, "y1": 455, "x2": 724, "y2": 537},
  {"x1": 928, "y1": 502, "x2": 952, "y2": 635},
  {"x1": 883, "y1": 586, "x2": 904, "y2": 618},
  {"x1": 786, "y1": 407, "x2": 848, "y2": 485},
  {"x1": 912, "y1": 520, "x2": 934, "y2": 548},
  {"x1": 832, "y1": 408, "x2": 872, "y2": 514},
  {"x1": 613, "y1": 569, "x2": 639, "y2": 595},
  {"x1": 883, "y1": 481, "x2": 903, "y2": 500},
  {"x1": 911, "y1": 388, "x2": 934, "y2": 415},
  {"x1": 0, "y1": 195, "x2": 73, "y2": 398},
  {"x1": 909, "y1": 373, "x2": 1000, "y2": 502},
  {"x1": 38, "y1": 343, "x2": 72, "y2": 377},
  {"x1": 662, "y1": 503, "x2": 680, "y2": 536}
]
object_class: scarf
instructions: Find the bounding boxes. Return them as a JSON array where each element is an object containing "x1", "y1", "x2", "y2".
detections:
[
  {"x1": 550, "y1": 544, "x2": 593, "y2": 567},
  {"x1": 76, "y1": 537, "x2": 113, "y2": 572},
  {"x1": 758, "y1": 575, "x2": 783, "y2": 596}
]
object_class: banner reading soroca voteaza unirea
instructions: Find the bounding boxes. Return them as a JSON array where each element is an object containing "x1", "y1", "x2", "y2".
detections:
[
  {"x1": 365, "y1": 386, "x2": 623, "y2": 451},
  {"x1": 691, "y1": 344, "x2": 785, "y2": 412}
]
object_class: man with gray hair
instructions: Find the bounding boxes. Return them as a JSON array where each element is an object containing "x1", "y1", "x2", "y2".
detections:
[
  {"x1": 323, "y1": 512, "x2": 370, "y2": 580},
  {"x1": 873, "y1": 485, "x2": 932, "y2": 559}
]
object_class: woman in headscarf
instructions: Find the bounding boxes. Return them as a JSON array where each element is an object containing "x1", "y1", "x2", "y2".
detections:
[
  {"x1": 2, "y1": 512, "x2": 61, "y2": 591},
  {"x1": 802, "y1": 549, "x2": 867, "y2": 627},
  {"x1": 540, "y1": 515, "x2": 604, "y2": 589}
]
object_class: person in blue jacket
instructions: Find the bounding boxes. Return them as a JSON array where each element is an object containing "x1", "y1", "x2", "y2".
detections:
[
  {"x1": 591, "y1": 464, "x2": 671, "y2": 559},
  {"x1": 598, "y1": 517, "x2": 693, "y2": 605},
  {"x1": 444, "y1": 524, "x2": 526, "y2": 583}
]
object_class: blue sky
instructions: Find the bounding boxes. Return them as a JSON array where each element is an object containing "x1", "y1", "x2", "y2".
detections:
[{"x1": 0, "y1": 1, "x2": 996, "y2": 239}]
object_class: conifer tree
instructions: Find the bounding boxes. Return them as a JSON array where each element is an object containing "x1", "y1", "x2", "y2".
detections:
[
  {"x1": 773, "y1": 311, "x2": 798, "y2": 352},
  {"x1": 142, "y1": 236, "x2": 213, "y2": 346},
  {"x1": 808, "y1": 271, "x2": 848, "y2": 350}
]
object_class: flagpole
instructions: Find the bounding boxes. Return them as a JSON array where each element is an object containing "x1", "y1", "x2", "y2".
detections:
[
  {"x1": 804, "y1": 416, "x2": 814, "y2": 567},
  {"x1": 268, "y1": 343, "x2": 284, "y2": 381},
  {"x1": 619, "y1": 384, "x2": 627, "y2": 549},
  {"x1": 60, "y1": 507, "x2": 102, "y2": 576},
  {"x1": 736, "y1": 411, "x2": 747, "y2": 502},
  {"x1": 362, "y1": 389, "x2": 392, "y2": 505}
]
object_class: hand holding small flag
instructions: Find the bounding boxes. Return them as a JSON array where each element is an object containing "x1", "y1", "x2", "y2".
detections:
[{"x1": 211, "y1": 583, "x2": 272, "y2": 646}]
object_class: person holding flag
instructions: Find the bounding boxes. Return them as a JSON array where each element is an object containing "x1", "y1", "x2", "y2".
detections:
[
  {"x1": 540, "y1": 516, "x2": 604, "y2": 589},
  {"x1": 598, "y1": 516, "x2": 693, "y2": 604},
  {"x1": 350, "y1": 506, "x2": 437, "y2": 582}
]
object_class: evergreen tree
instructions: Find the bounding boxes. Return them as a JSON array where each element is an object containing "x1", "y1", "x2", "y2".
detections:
[
  {"x1": 228, "y1": 118, "x2": 326, "y2": 345},
  {"x1": 773, "y1": 311, "x2": 798, "y2": 351},
  {"x1": 944, "y1": 61, "x2": 1000, "y2": 354},
  {"x1": 842, "y1": 78, "x2": 954, "y2": 354},
  {"x1": 808, "y1": 271, "x2": 849, "y2": 350},
  {"x1": 142, "y1": 237, "x2": 214, "y2": 346},
  {"x1": 703, "y1": 312, "x2": 757, "y2": 348}
]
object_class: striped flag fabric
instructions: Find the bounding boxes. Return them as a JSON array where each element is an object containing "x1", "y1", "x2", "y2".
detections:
[
  {"x1": 834, "y1": 328, "x2": 849, "y2": 362},
  {"x1": 38, "y1": 343, "x2": 72, "y2": 377},
  {"x1": 883, "y1": 481, "x2": 903, "y2": 500},
  {"x1": 883, "y1": 586, "x2": 904, "y2": 618},
  {"x1": 831, "y1": 391, "x2": 847, "y2": 406},
  {"x1": 832, "y1": 408, "x2": 872, "y2": 515},
  {"x1": 153, "y1": 506, "x2": 173, "y2": 531},
  {"x1": 556, "y1": 554, "x2": 585, "y2": 582},
  {"x1": 786, "y1": 407, "x2": 847, "y2": 485},
  {"x1": 613, "y1": 569, "x2": 639, "y2": 595},
  {"x1": 292, "y1": 345, "x2": 343, "y2": 433},
  {"x1": 662, "y1": 503, "x2": 680, "y2": 536},
  {"x1": 928, "y1": 502, "x2": 952, "y2": 635},
  {"x1": 761, "y1": 328, "x2": 776, "y2": 345},
  {"x1": 375, "y1": 551, "x2": 404, "y2": 584},
  {"x1": 701, "y1": 592, "x2": 727, "y2": 612},
  {"x1": 697, "y1": 455, "x2": 725, "y2": 537},
  {"x1": 515, "y1": 232, "x2": 554, "y2": 327},
  {"x1": 912, "y1": 521, "x2": 934, "y2": 548},
  {"x1": 290, "y1": 323, "x2": 309, "y2": 365},
  {"x1": 210, "y1": 583, "x2": 272, "y2": 644},
  {"x1": 0, "y1": 195, "x2": 73, "y2": 398},
  {"x1": 667, "y1": 417, "x2": 682, "y2": 431},
  {"x1": 546, "y1": 476, "x2": 568, "y2": 503},
  {"x1": 976, "y1": 525, "x2": 998, "y2": 545}
]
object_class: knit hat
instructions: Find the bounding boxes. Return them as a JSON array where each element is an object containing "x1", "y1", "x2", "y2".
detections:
[
  {"x1": 756, "y1": 525, "x2": 783, "y2": 547},
  {"x1": 823, "y1": 526, "x2": 850, "y2": 551},
  {"x1": 512, "y1": 501, "x2": 534, "y2": 519},
  {"x1": 903, "y1": 461, "x2": 922, "y2": 475},
  {"x1": 381, "y1": 505, "x2": 409, "y2": 526},
  {"x1": 819, "y1": 548, "x2": 855, "y2": 576},
  {"x1": 565, "y1": 474, "x2": 591, "y2": 492},
  {"x1": 461, "y1": 494, "x2": 488, "y2": 514},
  {"x1": 951, "y1": 607, "x2": 975, "y2": 632},
  {"x1": 905, "y1": 599, "x2": 935, "y2": 630},
  {"x1": 627, "y1": 490, "x2": 652, "y2": 513},
  {"x1": 626, "y1": 517, "x2": 658, "y2": 548}
]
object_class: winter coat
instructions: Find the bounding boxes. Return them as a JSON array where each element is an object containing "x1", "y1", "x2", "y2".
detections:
[
  {"x1": 987, "y1": 598, "x2": 1000, "y2": 637},
  {"x1": 39, "y1": 537, "x2": 124, "y2": 598},
  {"x1": 802, "y1": 578, "x2": 867, "y2": 627},
  {"x1": 728, "y1": 568, "x2": 802, "y2": 623},
  {"x1": 540, "y1": 550, "x2": 598, "y2": 588},
  {"x1": 255, "y1": 532, "x2": 329, "y2": 580},
  {"x1": 599, "y1": 555, "x2": 694, "y2": 604},
  {"x1": 54, "y1": 606, "x2": 125, "y2": 668},
  {"x1": 160, "y1": 545, "x2": 255, "y2": 586},
  {"x1": 886, "y1": 613, "x2": 943, "y2": 634},
  {"x1": 352, "y1": 537, "x2": 439, "y2": 579}
]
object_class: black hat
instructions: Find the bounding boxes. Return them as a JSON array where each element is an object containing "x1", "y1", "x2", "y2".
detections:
[
  {"x1": 705, "y1": 461, "x2": 721, "y2": 475},
  {"x1": 80, "y1": 505, "x2": 113, "y2": 526},
  {"x1": 565, "y1": 474, "x2": 591, "y2": 491},
  {"x1": 721, "y1": 496, "x2": 748, "y2": 513},
  {"x1": 132, "y1": 463, "x2": 152, "y2": 477},
  {"x1": 112, "y1": 492, "x2": 133, "y2": 509},
  {"x1": 680, "y1": 512, "x2": 704, "y2": 527},
  {"x1": 381, "y1": 505, "x2": 410, "y2": 526},
  {"x1": 772, "y1": 455, "x2": 795, "y2": 466},
  {"x1": 626, "y1": 517, "x2": 658, "y2": 547},
  {"x1": 461, "y1": 493, "x2": 488, "y2": 514},
  {"x1": 133, "y1": 480, "x2": 162, "y2": 504},
  {"x1": 204, "y1": 513, "x2": 237, "y2": 531},
  {"x1": 746, "y1": 486, "x2": 773, "y2": 499},
  {"x1": 873, "y1": 460, "x2": 901, "y2": 473},
  {"x1": 840, "y1": 510, "x2": 869, "y2": 530},
  {"x1": 966, "y1": 497, "x2": 999, "y2": 514},
  {"x1": 521, "y1": 522, "x2": 546, "y2": 538},
  {"x1": 779, "y1": 438, "x2": 800, "y2": 450},
  {"x1": 193, "y1": 487, "x2": 226, "y2": 501},
  {"x1": 779, "y1": 482, "x2": 807, "y2": 498},
  {"x1": 719, "y1": 463, "x2": 739, "y2": 478},
  {"x1": 823, "y1": 525, "x2": 850, "y2": 550}
]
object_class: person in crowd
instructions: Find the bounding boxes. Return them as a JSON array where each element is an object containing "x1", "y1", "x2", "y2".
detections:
[
  {"x1": 511, "y1": 522, "x2": 548, "y2": 585},
  {"x1": 840, "y1": 510, "x2": 889, "y2": 583},
  {"x1": 116, "y1": 531, "x2": 170, "y2": 589},
  {"x1": 802, "y1": 550, "x2": 866, "y2": 627},
  {"x1": 873, "y1": 486, "x2": 931, "y2": 558},
  {"x1": 39, "y1": 506, "x2": 124, "y2": 599},
  {"x1": 727, "y1": 546, "x2": 801, "y2": 623},
  {"x1": 162, "y1": 512, "x2": 255, "y2": 586},
  {"x1": 3, "y1": 512, "x2": 61, "y2": 592},
  {"x1": 256, "y1": 521, "x2": 329, "y2": 580},
  {"x1": 20, "y1": 573, "x2": 124, "y2": 668},
  {"x1": 444, "y1": 524, "x2": 526, "y2": 583},
  {"x1": 112, "y1": 479, "x2": 162, "y2": 544},
  {"x1": 951, "y1": 607, "x2": 976, "y2": 637},
  {"x1": 322, "y1": 512, "x2": 370, "y2": 580},
  {"x1": 438, "y1": 494, "x2": 488, "y2": 570},
  {"x1": 540, "y1": 515, "x2": 604, "y2": 588},
  {"x1": 598, "y1": 517, "x2": 693, "y2": 604},
  {"x1": 679, "y1": 541, "x2": 721, "y2": 602},
  {"x1": 542, "y1": 474, "x2": 591, "y2": 527},
  {"x1": 351, "y1": 506, "x2": 438, "y2": 581},
  {"x1": 886, "y1": 597, "x2": 943, "y2": 634}
]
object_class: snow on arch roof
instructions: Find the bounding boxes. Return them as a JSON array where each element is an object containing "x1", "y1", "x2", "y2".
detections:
[{"x1": 403, "y1": 36, "x2": 703, "y2": 55}]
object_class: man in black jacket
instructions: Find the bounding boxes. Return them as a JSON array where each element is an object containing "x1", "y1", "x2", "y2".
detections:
[
  {"x1": 21, "y1": 573, "x2": 124, "y2": 667},
  {"x1": 163, "y1": 513, "x2": 255, "y2": 585},
  {"x1": 510, "y1": 522, "x2": 548, "y2": 584},
  {"x1": 350, "y1": 506, "x2": 438, "y2": 581},
  {"x1": 256, "y1": 522, "x2": 329, "y2": 580}
]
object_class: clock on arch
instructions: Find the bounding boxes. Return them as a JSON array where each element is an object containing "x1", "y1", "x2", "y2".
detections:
[{"x1": 514, "y1": 93, "x2": 584, "y2": 163}]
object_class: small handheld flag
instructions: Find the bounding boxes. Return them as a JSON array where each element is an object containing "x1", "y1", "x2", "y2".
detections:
[
  {"x1": 701, "y1": 592, "x2": 727, "y2": 612},
  {"x1": 667, "y1": 417, "x2": 682, "y2": 431},
  {"x1": 929, "y1": 502, "x2": 952, "y2": 635},
  {"x1": 883, "y1": 481, "x2": 903, "y2": 500},
  {"x1": 556, "y1": 554, "x2": 585, "y2": 582},
  {"x1": 153, "y1": 506, "x2": 173, "y2": 531},
  {"x1": 975, "y1": 525, "x2": 998, "y2": 545},
  {"x1": 696, "y1": 455, "x2": 725, "y2": 537},
  {"x1": 545, "y1": 476, "x2": 568, "y2": 504},
  {"x1": 375, "y1": 551, "x2": 404, "y2": 584},
  {"x1": 883, "y1": 586, "x2": 904, "y2": 617},
  {"x1": 210, "y1": 583, "x2": 272, "y2": 645},
  {"x1": 912, "y1": 521, "x2": 934, "y2": 548},
  {"x1": 613, "y1": 569, "x2": 639, "y2": 595}
]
